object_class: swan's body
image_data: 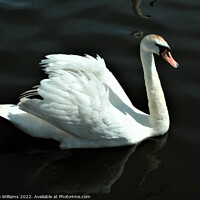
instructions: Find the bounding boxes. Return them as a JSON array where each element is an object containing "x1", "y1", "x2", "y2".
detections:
[{"x1": 0, "y1": 34, "x2": 178, "y2": 149}]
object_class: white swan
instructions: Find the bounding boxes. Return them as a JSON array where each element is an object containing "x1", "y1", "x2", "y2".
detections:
[{"x1": 0, "y1": 34, "x2": 178, "y2": 149}]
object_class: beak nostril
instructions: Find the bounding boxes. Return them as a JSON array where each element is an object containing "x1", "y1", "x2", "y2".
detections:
[{"x1": 167, "y1": 51, "x2": 170, "y2": 58}]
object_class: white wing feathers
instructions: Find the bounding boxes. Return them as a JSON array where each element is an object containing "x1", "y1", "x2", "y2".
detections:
[
  {"x1": 19, "y1": 55, "x2": 130, "y2": 141},
  {"x1": 41, "y1": 54, "x2": 107, "y2": 79},
  {"x1": 41, "y1": 54, "x2": 135, "y2": 109}
]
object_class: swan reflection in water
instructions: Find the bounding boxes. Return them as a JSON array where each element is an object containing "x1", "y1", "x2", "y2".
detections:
[
  {"x1": 131, "y1": 0, "x2": 158, "y2": 18},
  {"x1": 130, "y1": 0, "x2": 158, "y2": 38},
  {"x1": 0, "y1": 134, "x2": 168, "y2": 197}
]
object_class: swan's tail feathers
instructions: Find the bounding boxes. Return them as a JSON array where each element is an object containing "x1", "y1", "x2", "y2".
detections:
[
  {"x1": 0, "y1": 104, "x2": 23, "y2": 120},
  {"x1": 0, "y1": 103, "x2": 71, "y2": 142}
]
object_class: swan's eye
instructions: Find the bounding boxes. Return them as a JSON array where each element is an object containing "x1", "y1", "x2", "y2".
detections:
[{"x1": 156, "y1": 44, "x2": 170, "y2": 55}]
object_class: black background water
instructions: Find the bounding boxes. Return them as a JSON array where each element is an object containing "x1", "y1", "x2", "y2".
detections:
[{"x1": 0, "y1": 0, "x2": 199, "y2": 199}]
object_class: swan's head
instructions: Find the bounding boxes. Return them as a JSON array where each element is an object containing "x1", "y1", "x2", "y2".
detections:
[{"x1": 140, "y1": 34, "x2": 179, "y2": 68}]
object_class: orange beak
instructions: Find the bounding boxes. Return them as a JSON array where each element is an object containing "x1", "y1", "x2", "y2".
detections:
[{"x1": 161, "y1": 49, "x2": 179, "y2": 68}]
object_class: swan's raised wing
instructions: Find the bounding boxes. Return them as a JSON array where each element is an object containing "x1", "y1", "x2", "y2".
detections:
[
  {"x1": 19, "y1": 66, "x2": 131, "y2": 141},
  {"x1": 39, "y1": 54, "x2": 135, "y2": 110}
]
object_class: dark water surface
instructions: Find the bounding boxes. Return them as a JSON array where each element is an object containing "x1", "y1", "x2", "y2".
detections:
[{"x1": 0, "y1": 0, "x2": 199, "y2": 199}]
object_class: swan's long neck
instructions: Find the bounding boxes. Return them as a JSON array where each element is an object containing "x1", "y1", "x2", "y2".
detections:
[{"x1": 140, "y1": 48, "x2": 169, "y2": 135}]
